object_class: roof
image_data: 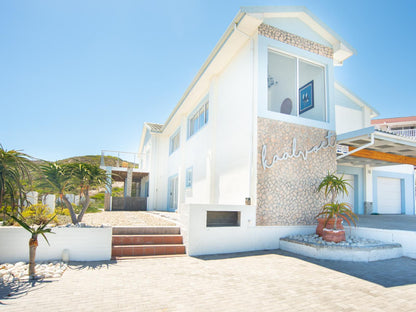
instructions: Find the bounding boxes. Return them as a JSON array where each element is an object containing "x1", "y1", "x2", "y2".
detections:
[
  {"x1": 160, "y1": 6, "x2": 355, "y2": 133},
  {"x1": 371, "y1": 116, "x2": 416, "y2": 125},
  {"x1": 145, "y1": 122, "x2": 163, "y2": 133},
  {"x1": 337, "y1": 126, "x2": 416, "y2": 167},
  {"x1": 335, "y1": 81, "x2": 379, "y2": 118},
  {"x1": 241, "y1": 6, "x2": 356, "y2": 61}
]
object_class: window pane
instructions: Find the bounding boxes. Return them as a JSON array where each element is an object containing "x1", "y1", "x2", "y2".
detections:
[
  {"x1": 299, "y1": 60, "x2": 326, "y2": 122},
  {"x1": 205, "y1": 103, "x2": 209, "y2": 123},
  {"x1": 268, "y1": 51, "x2": 297, "y2": 115},
  {"x1": 199, "y1": 108, "x2": 205, "y2": 128}
]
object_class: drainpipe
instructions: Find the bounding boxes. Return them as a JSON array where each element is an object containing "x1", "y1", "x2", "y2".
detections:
[{"x1": 337, "y1": 133, "x2": 375, "y2": 160}]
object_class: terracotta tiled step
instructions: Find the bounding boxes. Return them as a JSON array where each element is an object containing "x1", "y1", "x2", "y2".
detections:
[
  {"x1": 112, "y1": 244, "x2": 186, "y2": 257},
  {"x1": 112, "y1": 226, "x2": 180, "y2": 235},
  {"x1": 112, "y1": 235, "x2": 183, "y2": 245}
]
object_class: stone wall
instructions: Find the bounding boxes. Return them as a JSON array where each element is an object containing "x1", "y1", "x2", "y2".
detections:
[
  {"x1": 257, "y1": 118, "x2": 336, "y2": 225},
  {"x1": 258, "y1": 23, "x2": 333, "y2": 59}
]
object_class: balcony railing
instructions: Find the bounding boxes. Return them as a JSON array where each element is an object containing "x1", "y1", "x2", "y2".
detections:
[
  {"x1": 100, "y1": 150, "x2": 145, "y2": 170},
  {"x1": 391, "y1": 129, "x2": 416, "y2": 138}
]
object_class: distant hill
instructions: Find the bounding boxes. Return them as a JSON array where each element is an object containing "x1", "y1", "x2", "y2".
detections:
[{"x1": 58, "y1": 155, "x2": 118, "y2": 166}]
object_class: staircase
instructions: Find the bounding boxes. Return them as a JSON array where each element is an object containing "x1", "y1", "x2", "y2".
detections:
[{"x1": 112, "y1": 226, "x2": 186, "y2": 259}]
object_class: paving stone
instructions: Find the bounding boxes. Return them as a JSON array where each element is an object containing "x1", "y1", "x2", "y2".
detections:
[{"x1": 1, "y1": 250, "x2": 416, "y2": 311}]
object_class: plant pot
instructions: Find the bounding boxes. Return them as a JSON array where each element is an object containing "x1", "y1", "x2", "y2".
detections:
[
  {"x1": 322, "y1": 228, "x2": 346, "y2": 243},
  {"x1": 316, "y1": 218, "x2": 344, "y2": 237}
]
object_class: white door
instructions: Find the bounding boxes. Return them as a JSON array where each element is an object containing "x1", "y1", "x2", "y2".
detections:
[
  {"x1": 168, "y1": 175, "x2": 178, "y2": 212},
  {"x1": 377, "y1": 177, "x2": 402, "y2": 214},
  {"x1": 337, "y1": 174, "x2": 354, "y2": 210}
]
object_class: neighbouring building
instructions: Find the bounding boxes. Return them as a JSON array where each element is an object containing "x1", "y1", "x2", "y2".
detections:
[{"x1": 118, "y1": 6, "x2": 416, "y2": 255}]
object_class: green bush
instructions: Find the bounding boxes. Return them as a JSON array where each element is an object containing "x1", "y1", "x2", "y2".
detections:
[
  {"x1": 91, "y1": 193, "x2": 105, "y2": 200},
  {"x1": 20, "y1": 204, "x2": 57, "y2": 226}
]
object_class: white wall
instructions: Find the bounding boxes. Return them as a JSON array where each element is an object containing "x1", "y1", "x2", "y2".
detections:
[
  {"x1": 180, "y1": 204, "x2": 315, "y2": 256},
  {"x1": 347, "y1": 226, "x2": 416, "y2": 259},
  {"x1": 374, "y1": 164, "x2": 415, "y2": 175},
  {"x1": 0, "y1": 226, "x2": 112, "y2": 263},
  {"x1": 214, "y1": 41, "x2": 254, "y2": 204},
  {"x1": 335, "y1": 105, "x2": 364, "y2": 134}
]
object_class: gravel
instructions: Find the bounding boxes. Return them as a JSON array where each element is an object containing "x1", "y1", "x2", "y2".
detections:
[
  {"x1": 0, "y1": 261, "x2": 67, "y2": 283},
  {"x1": 286, "y1": 234, "x2": 391, "y2": 247}
]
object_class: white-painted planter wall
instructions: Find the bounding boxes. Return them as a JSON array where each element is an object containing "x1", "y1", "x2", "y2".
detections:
[
  {"x1": 0, "y1": 226, "x2": 112, "y2": 263},
  {"x1": 180, "y1": 204, "x2": 315, "y2": 256}
]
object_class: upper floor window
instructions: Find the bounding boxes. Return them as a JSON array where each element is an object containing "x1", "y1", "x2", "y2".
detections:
[
  {"x1": 268, "y1": 50, "x2": 326, "y2": 122},
  {"x1": 185, "y1": 167, "x2": 193, "y2": 189},
  {"x1": 169, "y1": 128, "x2": 180, "y2": 155},
  {"x1": 188, "y1": 100, "x2": 209, "y2": 138}
]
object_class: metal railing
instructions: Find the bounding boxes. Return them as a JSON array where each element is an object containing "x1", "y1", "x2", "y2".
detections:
[
  {"x1": 100, "y1": 150, "x2": 145, "y2": 169},
  {"x1": 391, "y1": 129, "x2": 416, "y2": 138}
]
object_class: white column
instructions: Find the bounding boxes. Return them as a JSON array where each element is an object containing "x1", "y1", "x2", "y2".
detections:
[
  {"x1": 105, "y1": 167, "x2": 112, "y2": 211},
  {"x1": 364, "y1": 164, "x2": 373, "y2": 214},
  {"x1": 126, "y1": 168, "x2": 133, "y2": 197}
]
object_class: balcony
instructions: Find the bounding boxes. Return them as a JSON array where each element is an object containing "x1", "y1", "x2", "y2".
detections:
[
  {"x1": 391, "y1": 129, "x2": 416, "y2": 138},
  {"x1": 100, "y1": 150, "x2": 145, "y2": 171}
]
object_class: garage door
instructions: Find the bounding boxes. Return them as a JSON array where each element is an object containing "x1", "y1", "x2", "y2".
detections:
[
  {"x1": 377, "y1": 177, "x2": 402, "y2": 214},
  {"x1": 337, "y1": 174, "x2": 354, "y2": 210}
]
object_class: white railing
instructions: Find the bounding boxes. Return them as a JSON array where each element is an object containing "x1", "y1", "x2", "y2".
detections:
[
  {"x1": 391, "y1": 129, "x2": 416, "y2": 138},
  {"x1": 100, "y1": 150, "x2": 145, "y2": 169}
]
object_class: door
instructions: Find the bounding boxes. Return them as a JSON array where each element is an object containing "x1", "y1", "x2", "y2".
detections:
[
  {"x1": 377, "y1": 177, "x2": 402, "y2": 214},
  {"x1": 168, "y1": 175, "x2": 178, "y2": 212},
  {"x1": 336, "y1": 174, "x2": 355, "y2": 210}
]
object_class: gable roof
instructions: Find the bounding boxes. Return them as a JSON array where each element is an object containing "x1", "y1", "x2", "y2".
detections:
[
  {"x1": 335, "y1": 81, "x2": 379, "y2": 118},
  {"x1": 145, "y1": 122, "x2": 163, "y2": 133},
  {"x1": 241, "y1": 6, "x2": 356, "y2": 64},
  {"x1": 158, "y1": 7, "x2": 356, "y2": 133}
]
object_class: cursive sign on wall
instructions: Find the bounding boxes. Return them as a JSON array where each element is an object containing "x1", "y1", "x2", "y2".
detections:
[{"x1": 262, "y1": 131, "x2": 336, "y2": 169}]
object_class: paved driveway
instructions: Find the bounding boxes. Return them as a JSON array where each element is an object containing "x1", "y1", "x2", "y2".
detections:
[{"x1": 1, "y1": 250, "x2": 416, "y2": 311}]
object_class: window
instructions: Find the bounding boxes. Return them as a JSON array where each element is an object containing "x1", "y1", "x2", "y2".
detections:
[
  {"x1": 185, "y1": 167, "x2": 193, "y2": 188},
  {"x1": 169, "y1": 129, "x2": 180, "y2": 155},
  {"x1": 268, "y1": 50, "x2": 326, "y2": 122},
  {"x1": 188, "y1": 100, "x2": 209, "y2": 138}
]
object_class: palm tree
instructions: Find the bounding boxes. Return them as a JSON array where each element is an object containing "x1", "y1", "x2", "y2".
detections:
[
  {"x1": 0, "y1": 145, "x2": 34, "y2": 215},
  {"x1": 317, "y1": 172, "x2": 352, "y2": 205},
  {"x1": 37, "y1": 162, "x2": 78, "y2": 224},
  {"x1": 38, "y1": 162, "x2": 110, "y2": 224},
  {"x1": 69, "y1": 163, "x2": 109, "y2": 223},
  {"x1": 8, "y1": 212, "x2": 55, "y2": 280}
]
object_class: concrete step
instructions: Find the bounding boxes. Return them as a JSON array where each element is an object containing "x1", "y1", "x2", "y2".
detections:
[
  {"x1": 112, "y1": 234, "x2": 183, "y2": 245},
  {"x1": 112, "y1": 244, "x2": 186, "y2": 257},
  {"x1": 112, "y1": 226, "x2": 180, "y2": 235}
]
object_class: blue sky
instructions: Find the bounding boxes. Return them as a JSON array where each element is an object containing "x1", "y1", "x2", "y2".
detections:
[{"x1": 1, "y1": 0, "x2": 415, "y2": 161}]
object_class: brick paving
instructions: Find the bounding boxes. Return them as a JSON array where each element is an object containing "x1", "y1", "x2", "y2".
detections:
[{"x1": 1, "y1": 250, "x2": 416, "y2": 311}]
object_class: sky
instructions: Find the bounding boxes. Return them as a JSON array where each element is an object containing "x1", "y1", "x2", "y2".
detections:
[{"x1": 1, "y1": 0, "x2": 415, "y2": 161}]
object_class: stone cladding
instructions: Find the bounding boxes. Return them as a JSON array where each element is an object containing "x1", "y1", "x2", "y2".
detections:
[
  {"x1": 258, "y1": 23, "x2": 334, "y2": 59},
  {"x1": 257, "y1": 118, "x2": 336, "y2": 226}
]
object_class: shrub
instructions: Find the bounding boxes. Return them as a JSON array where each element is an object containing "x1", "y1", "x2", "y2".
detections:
[{"x1": 20, "y1": 204, "x2": 58, "y2": 226}]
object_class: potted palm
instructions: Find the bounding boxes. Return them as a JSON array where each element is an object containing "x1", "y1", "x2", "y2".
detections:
[{"x1": 316, "y1": 172, "x2": 358, "y2": 242}]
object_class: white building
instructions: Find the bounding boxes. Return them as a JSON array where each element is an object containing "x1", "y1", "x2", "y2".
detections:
[{"x1": 136, "y1": 6, "x2": 416, "y2": 255}]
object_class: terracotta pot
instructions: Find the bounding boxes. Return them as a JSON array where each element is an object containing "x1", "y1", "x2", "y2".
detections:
[
  {"x1": 316, "y1": 218, "x2": 344, "y2": 237},
  {"x1": 322, "y1": 228, "x2": 346, "y2": 243}
]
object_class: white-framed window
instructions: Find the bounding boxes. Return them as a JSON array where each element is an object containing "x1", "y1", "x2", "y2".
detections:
[
  {"x1": 188, "y1": 99, "x2": 209, "y2": 138},
  {"x1": 169, "y1": 128, "x2": 180, "y2": 155},
  {"x1": 185, "y1": 167, "x2": 193, "y2": 188},
  {"x1": 268, "y1": 49, "x2": 327, "y2": 122}
]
